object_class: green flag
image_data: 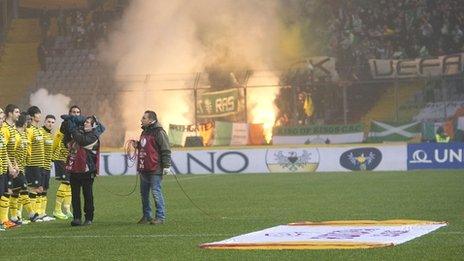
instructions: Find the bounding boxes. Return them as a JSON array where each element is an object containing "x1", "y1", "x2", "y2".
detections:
[
  {"x1": 168, "y1": 124, "x2": 188, "y2": 146},
  {"x1": 197, "y1": 88, "x2": 239, "y2": 118},
  {"x1": 367, "y1": 121, "x2": 421, "y2": 142},
  {"x1": 213, "y1": 121, "x2": 233, "y2": 146}
]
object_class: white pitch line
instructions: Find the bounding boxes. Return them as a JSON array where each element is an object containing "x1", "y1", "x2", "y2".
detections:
[{"x1": 0, "y1": 234, "x2": 231, "y2": 240}]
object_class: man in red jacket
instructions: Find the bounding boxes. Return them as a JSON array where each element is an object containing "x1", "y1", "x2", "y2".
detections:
[{"x1": 136, "y1": 110, "x2": 171, "y2": 225}]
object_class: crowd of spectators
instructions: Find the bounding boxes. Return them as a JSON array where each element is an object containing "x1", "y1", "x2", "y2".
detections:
[
  {"x1": 275, "y1": 0, "x2": 464, "y2": 126},
  {"x1": 40, "y1": 5, "x2": 121, "y2": 48},
  {"x1": 37, "y1": 4, "x2": 123, "y2": 70},
  {"x1": 28, "y1": 0, "x2": 464, "y2": 128},
  {"x1": 324, "y1": 0, "x2": 464, "y2": 79}
]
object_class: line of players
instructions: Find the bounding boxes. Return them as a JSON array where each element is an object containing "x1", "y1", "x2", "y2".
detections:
[{"x1": 0, "y1": 104, "x2": 82, "y2": 230}]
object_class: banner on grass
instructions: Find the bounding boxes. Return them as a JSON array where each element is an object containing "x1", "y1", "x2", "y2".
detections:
[
  {"x1": 196, "y1": 88, "x2": 239, "y2": 118},
  {"x1": 407, "y1": 142, "x2": 464, "y2": 170},
  {"x1": 272, "y1": 124, "x2": 364, "y2": 144},
  {"x1": 200, "y1": 220, "x2": 447, "y2": 250},
  {"x1": 367, "y1": 121, "x2": 421, "y2": 142},
  {"x1": 369, "y1": 52, "x2": 463, "y2": 79}
]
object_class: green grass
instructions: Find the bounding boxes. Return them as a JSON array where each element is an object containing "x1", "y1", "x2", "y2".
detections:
[{"x1": 1, "y1": 171, "x2": 463, "y2": 260}]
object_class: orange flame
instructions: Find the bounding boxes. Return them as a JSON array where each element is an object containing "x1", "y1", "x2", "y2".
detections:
[{"x1": 247, "y1": 71, "x2": 279, "y2": 143}]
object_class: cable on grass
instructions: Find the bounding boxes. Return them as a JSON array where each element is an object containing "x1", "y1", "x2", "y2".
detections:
[{"x1": 94, "y1": 139, "x2": 140, "y2": 197}]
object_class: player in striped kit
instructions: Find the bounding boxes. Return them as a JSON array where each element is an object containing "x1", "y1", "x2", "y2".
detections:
[
  {"x1": 0, "y1": 107, "x2": 18, "y2": 229},
  {"x1": 25, "y1": 106, "x2": 46, "y2": 222},
  {"x1": 38, "y1": 115, "x2": 56, "y2": 221},
  {"x1": 53, "y1": 106, "x2": 81, "y2": 220},
  {"x1": 12, "y1": 112, "x2": 36, "y2": 224}
]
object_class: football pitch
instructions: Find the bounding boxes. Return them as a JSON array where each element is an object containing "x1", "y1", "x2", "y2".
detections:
[{"x1": 1, "y1": 171, "x2": 463, "y2": 260}]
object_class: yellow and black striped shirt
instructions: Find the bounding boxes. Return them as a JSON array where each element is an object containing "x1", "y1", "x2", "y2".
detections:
[
  {"x1": 15, "y1": 129, "x2": 28, "y2": 172},
  {"x1": 3, "y1": 122, "x2": 18, "y2": 163},
  {"x1": 26, "y1": 125, "x2": 45, "y2": 168},
  {"x1": 0, "y1": 126, "x2": 7, "y2": 175},
  {"x1": 52, "y1": 131, "x2": 68, "y2": 162},
  {"x1": 41, "y1": 127, "x2": 54, "y2": 171}
]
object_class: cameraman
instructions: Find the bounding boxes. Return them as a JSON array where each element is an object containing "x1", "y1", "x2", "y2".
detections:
[{"x1": 65, "y1": 116, "x2": 101, "y2": 226}]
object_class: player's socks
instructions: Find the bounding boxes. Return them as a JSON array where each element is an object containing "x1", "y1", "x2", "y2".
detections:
[
  {"x1": 41, "y1": 192, "x2": 48, "y2": 215},
  {"x1": 28, "y1": 192, "x2": 37, "y2": 213},
  {"x1": 54, "y1": 183, "x2": 66, "y2": 214},
  {"x1": 20, "y1": 192, "x2": 32, "y2": 216},
  {"x1": 63, "y1": 184, "x2": 72, "y2": 217},
  {"x1": 35, "y1": 194, "x2": 43, "y2": 216},
  {"x1": 9, "y1": 194, "x2": 19, "y2": 220},
  {"x1": 0, "y1": 195, "x2": 10, "y2": 222}
]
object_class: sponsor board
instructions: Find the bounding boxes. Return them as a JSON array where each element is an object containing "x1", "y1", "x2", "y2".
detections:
[
  {"x1": 200, "y1": 220, "x2": 447, "y2": 250},
  {"x1": 339, "y1": 147, "x2": 382, "y2": 171},
  {"x1": 407, "y1": 142, "x2": 464, "y2": 170},
  {"x1": 317, "y1": 145, "x2": 405, "y2": 172},
  {"x1": 265, "y1": 148, "x2": 320, "y2": 173},
  {"x1": 86, "y1": 144, "x2": 406, "y2": 176}
]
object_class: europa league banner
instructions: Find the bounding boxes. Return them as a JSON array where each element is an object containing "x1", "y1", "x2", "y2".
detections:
[{"x1": 196, "y1": 88, "x2": 239, "y2": 118}]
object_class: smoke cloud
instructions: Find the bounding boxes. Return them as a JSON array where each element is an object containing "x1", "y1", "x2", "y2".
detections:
[
  {"x1": 29, "y1": 88, "x2": 71, "y2": 126},
  {"x1": 100, "y1": 0, "x2": 303, "y2": 138}
]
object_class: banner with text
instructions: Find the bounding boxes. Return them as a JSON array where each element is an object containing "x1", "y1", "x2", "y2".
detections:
[
  {"x1": 168, "y1": 122, "x2": 214, "y2": 147},
  {"x1": 407, "y1": 142, "x2": 464, "y2": 170},
  {"x1": 369, "y1": 53, "x2": 463, "y2": 79},
  {"x1": 197, "y1": 88, "x2": 239, "y2": 118},
  {"x1": 273, "y1": 124, "x2": 364, "y2": 144}
]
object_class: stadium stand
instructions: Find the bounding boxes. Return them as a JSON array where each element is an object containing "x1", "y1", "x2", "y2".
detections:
[
  {"x1": 30, "y1": 34, "x2": 120, "y2": 145},
  {"x1": 0, "y1": 19, "x2": 40, "y2": 106},
  {"x1": 20, "y1": 0, "x2": 89, "y2": 9},
  {"x1": 362, "y1": 81, "x2": 425, "y2": 123},
  {"x1": 414, "y1": 101, "x2": 464, "y2": 121},
  {"x1": 1, "y1": 0, "x2": 461, "y2": 146}
]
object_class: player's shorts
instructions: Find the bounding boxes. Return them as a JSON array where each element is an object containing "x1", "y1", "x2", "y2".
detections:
[
  {"x1": 41, "y1": 168, "x2": 51, "y2": 190},
  {"x1": 54, "y1": 161, "x2": 70, "y2": 183},
  {"x1": 25, "y1": 166, "x2": 43, "y2": 188},
  {"x1": 9, "y1": 172, "x2": 28, "y2": 190},
  {"x1": 0, "y1": 174, "x2": 7, "y2": 194}
]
